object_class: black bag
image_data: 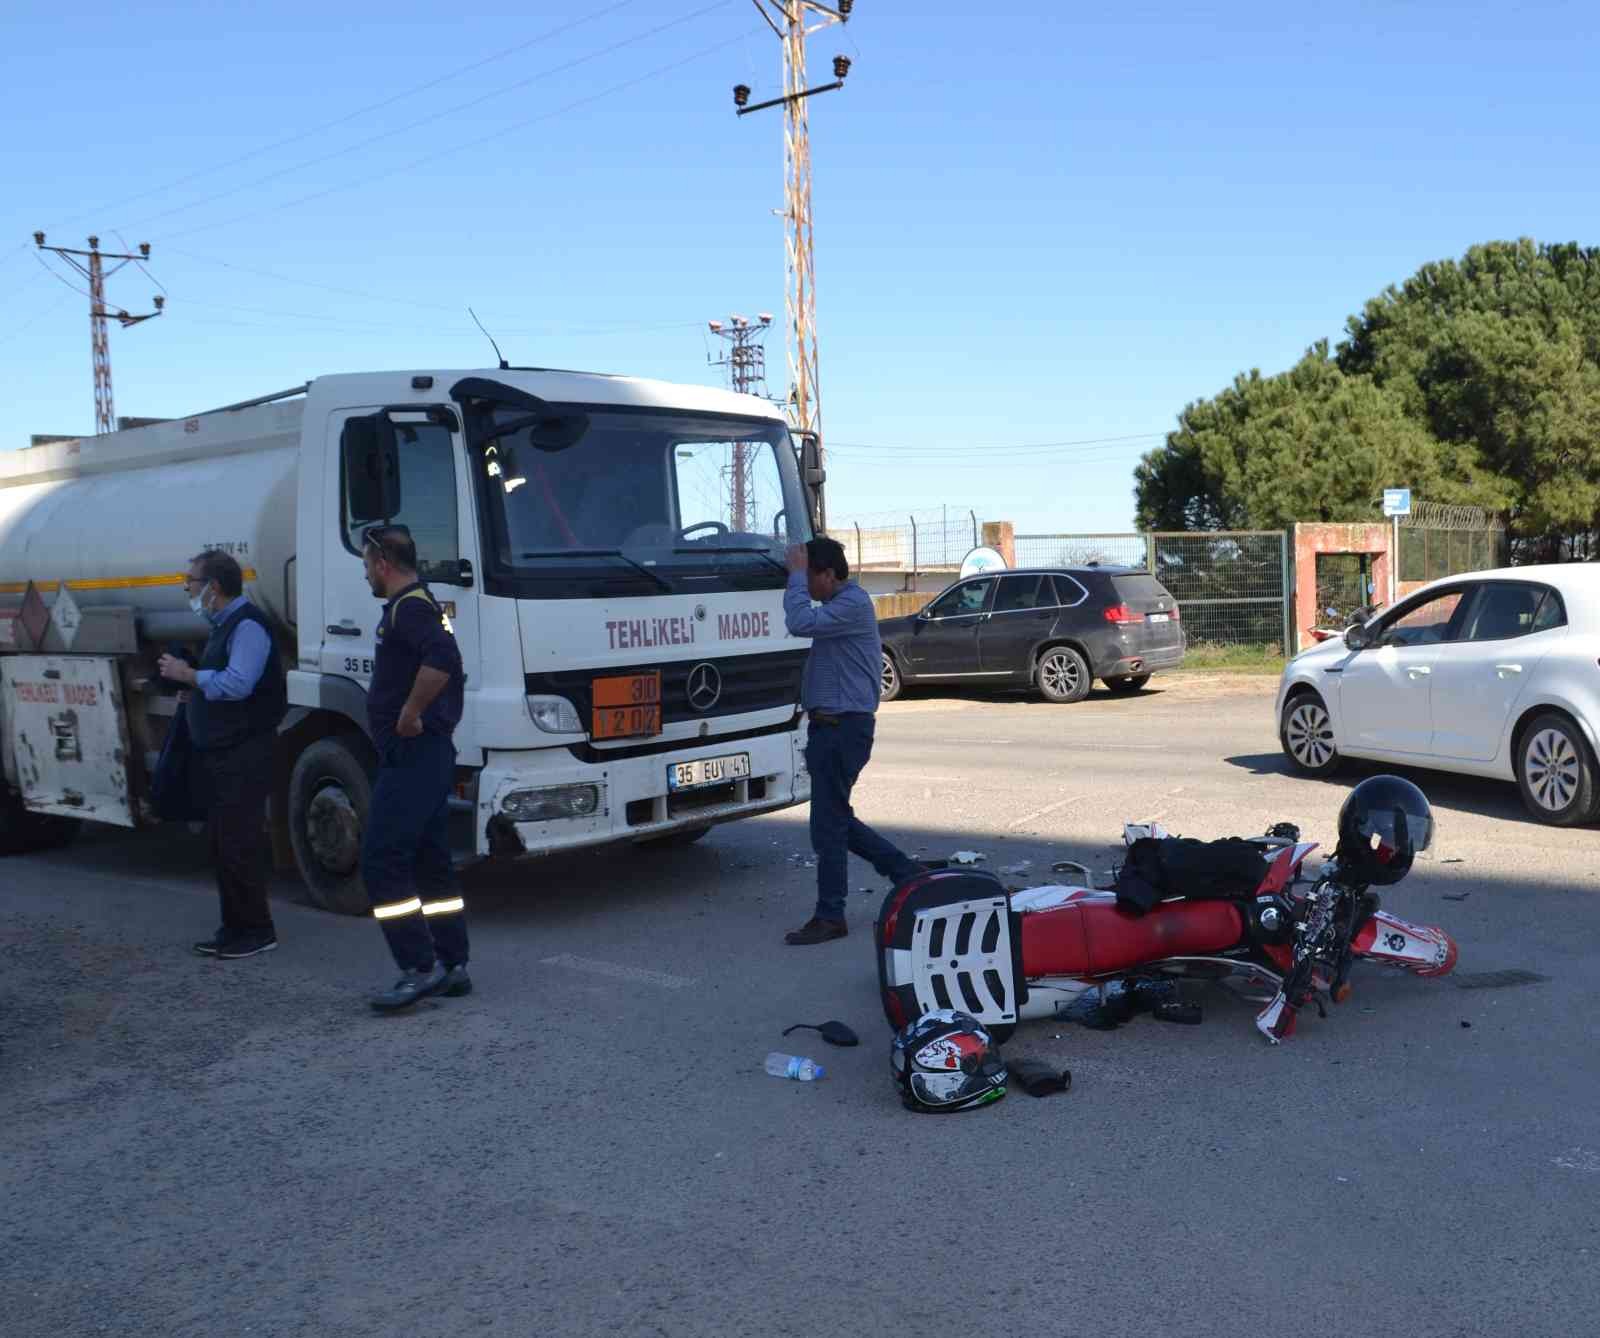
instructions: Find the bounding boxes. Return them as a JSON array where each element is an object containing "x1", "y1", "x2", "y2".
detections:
[
  {"x1": 151, "y1": 709, "x2": 208, "y2": 822},
  {"x1": 1114, "y1": 837, "x2": 1266, "y2": 915}
]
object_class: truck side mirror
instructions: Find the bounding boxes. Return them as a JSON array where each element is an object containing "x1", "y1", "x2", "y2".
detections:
[
  {"x1": 341, "y1": 414, "x2": 402, "y2": 523},
  {"x1": 797, "y1": 431, "x2": 825, "y2": 488}
]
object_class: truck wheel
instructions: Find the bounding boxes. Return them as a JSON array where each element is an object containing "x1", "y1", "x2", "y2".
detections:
[
  {"x1": 288, "y1": 734, "x2": 376, "y2": 915},
  {"x1": 638, "y1": 825, "x2": 712, "y2": 849},
  {"x1": 0, "y1": 789, "x2": 82, "y2": 855},
  {"x1": 1035, "y1": 647, "x2": 1091, "y2": 703}
]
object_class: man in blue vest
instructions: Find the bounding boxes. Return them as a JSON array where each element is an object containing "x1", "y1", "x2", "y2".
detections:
[
  {"x1": 358, "y1": 525, "x2": 471, "y2": 1012},
  {"x1": 158, "y1": 550, "x2": 287, "y2": 959}
]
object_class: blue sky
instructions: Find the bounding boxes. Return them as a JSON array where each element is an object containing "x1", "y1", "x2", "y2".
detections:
[{"x1": 2, "y1": 0, "x2": 1596, "y2": 533}]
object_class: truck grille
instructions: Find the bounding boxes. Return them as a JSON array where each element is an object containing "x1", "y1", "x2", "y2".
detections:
[{"x1": 526, "y1": 648, "x2": 806, "y2": 724}]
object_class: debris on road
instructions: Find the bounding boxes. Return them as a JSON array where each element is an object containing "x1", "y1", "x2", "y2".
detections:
[
  {"x1": 1442, "y1": 891, "x2": 1470, "y2": 901},
  {"x1": 950, "y1": 850, "x2": 987, "y2": 865},
  {"x1": 1001, "y1": 861, "x2": 1032, "y2": 876}
]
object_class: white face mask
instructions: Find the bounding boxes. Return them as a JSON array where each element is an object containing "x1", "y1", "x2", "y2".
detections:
[{"x1": 189, "y1": 585, "x2": 210, "y2": 618}]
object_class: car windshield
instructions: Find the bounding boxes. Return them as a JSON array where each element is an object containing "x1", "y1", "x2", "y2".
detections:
[{"x1": 468, "y1": 404, "x2": 812, "y2": 598}]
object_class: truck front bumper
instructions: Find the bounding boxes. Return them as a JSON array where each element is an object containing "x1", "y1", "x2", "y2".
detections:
[{"x1": 475, "y1": 720, "x2": 809, "y2": 858}]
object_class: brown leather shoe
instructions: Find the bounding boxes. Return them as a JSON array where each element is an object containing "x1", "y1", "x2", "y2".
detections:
[{"x1": 784, "y1": 917, "x2": 848, "y2": 946}]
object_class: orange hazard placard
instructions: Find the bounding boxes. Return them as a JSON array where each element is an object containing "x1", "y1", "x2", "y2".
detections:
[{"x1": 591, "y1": 672, "x2": 662, "y2": 739}]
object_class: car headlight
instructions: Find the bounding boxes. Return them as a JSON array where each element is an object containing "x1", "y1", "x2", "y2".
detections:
[
  {"x1": 527, "y1": 695, "x2": 583, "y2": 734},
  {"x1": 500, "y1": 784, "x2": 602, "y2": 822}
]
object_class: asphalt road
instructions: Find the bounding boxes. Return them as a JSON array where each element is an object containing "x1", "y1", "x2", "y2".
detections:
[{"x1": 4, "y1": 673, "x2": 1597, "y2": 1337}]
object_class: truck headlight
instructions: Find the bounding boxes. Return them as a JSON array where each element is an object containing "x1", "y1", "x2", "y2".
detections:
[
  {"x1": 527, "y1": 695, "x2": 583, "y2": 734},
  {"x1": 500, "y1": 784, "x2": 601, "y2": 822}
]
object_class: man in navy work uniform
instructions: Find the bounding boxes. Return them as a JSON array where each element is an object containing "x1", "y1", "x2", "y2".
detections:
[
  {"x1": 358, "y1": 525, "x2": 472, "y2": 1011},
  {"x1": 158, "y1": 550, "x2": 287, "y2": 960},
  {"x1": 782, "y1": 537, "x2": 921, "y2": 946}
]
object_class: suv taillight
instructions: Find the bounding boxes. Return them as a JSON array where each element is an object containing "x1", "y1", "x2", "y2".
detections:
[
  {"x1": 1170, "y1": 606, "x2": 1180, "y2": 620},
  {"x1": 1103, "y1": 603, "x2": 1145, "y2": 624}
]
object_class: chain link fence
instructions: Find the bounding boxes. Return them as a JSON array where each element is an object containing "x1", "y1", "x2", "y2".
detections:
[
  {"x1": 1399, "y1": 500, "x2": 1508, "y2": 582},
  {"x1": 1014, "y1": 533, "x2": 1150, "y2": 568},
  {"x1": 1015, "y1": 529, "x2": 1290, "y2": 651}
]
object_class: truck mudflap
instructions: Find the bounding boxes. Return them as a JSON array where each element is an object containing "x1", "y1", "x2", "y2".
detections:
[{"x1": 0, "y1": 655, "x2": 136, "y2": 826}]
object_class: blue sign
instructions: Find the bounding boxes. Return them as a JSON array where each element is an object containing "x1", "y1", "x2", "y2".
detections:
[{"x1": 1382, "y1": 488, "x2": 1412, "y2": 517}]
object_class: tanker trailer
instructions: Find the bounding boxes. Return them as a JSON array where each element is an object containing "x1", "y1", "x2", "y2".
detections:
[{"x1": 1, "y1": 369, "x2": 819, "y2": 912}]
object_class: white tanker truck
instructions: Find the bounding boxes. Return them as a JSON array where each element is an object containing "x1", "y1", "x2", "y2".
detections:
[{"x1": 0, "y1": 368, "x2": 825, "y2": 913}]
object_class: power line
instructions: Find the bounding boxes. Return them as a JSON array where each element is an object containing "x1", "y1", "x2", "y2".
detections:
[
  {"x1": 43, "y1": 1, "x2": 644, "y2": 232},
  {"x1": 153, "y1": 28, "x2": 756, "y2": 244},
  {"x1": 0, "y1": 291, "x2": 78, "y2": 348},
  {"x1": 120, "y1": 0, "x2": 736, "y2": 235}
]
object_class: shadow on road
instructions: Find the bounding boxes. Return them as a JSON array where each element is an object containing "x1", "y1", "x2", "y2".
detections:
[{"x1": 1223, "y1": 751, "x2": 1558, "y2": 827}]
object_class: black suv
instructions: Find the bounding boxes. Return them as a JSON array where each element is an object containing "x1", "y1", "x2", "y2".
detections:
[{"x1": 877, "y1": 567, "x2": 1184, "y2": 703}]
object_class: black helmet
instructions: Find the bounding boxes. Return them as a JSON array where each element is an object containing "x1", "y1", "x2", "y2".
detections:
[
  {"x1": 1335, "y1": 775, "x2": 1435, "y2": 886},
  {"x1": 890, "y1": 1009, "x2": 1007, "y2": 1113}
]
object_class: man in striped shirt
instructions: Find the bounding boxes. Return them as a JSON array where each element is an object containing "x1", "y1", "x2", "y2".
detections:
[{"x1": 782, "y1": 538, "x2": 920, "y2": 945}]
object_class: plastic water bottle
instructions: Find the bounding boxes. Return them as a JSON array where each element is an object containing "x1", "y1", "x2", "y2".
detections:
[{"x1": 765, "y1": 1052, "x2": 825, "y2": 1081}]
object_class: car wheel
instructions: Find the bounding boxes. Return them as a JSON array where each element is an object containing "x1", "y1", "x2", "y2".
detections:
[
  {"x1": 1516, "y1": 712, "x2": 1598, "y2": 826},
  {"x1": 1281, "y1": 691, "x2": 1340, "y2": 776},
  {"x1": 880, "y1": 652, "x2": 903, "y2": 703},
  {"x1": 1105, "y1": 674, "x2": 1151, "y2": 694},
  {"x1": 1035, "y1": 647, "x2": 1091, "y2": 703},
  {"x1": 288, "y1": 734, "x2": 377, "y2": 916}
]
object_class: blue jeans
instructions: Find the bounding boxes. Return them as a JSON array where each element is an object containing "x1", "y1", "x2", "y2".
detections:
[
  {"x1": 361, "y1": 732, "x2": 468, "y2": 973},
  {"x1": 805, "y1": 713, "x2": 918, "y2": 921}
]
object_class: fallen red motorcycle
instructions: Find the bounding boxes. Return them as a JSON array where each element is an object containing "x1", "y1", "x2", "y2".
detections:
[{"x1": 876, "y1": 775, "x2": 1457, "y2": 1045}]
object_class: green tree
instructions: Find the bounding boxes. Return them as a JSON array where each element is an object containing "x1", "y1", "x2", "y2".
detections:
[
  {"x1": 1137, "y1": 239, "x2": 1600, "y2": 547},
  {"x1": 1135, "y1": 343, "x2": 1460, "y2": 531}
]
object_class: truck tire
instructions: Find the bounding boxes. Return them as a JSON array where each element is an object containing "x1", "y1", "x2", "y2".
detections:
[
  {"x1": 0, "y1": 789, "x2": 82, "y2": 856},
  {"x1": 288, "y1": 734, "x2": 376, "y2": 916}
]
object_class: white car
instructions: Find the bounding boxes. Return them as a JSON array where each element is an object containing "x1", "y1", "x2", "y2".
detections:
[{"x1": 1276, "y1": 564, "x2": 1600, "y2": 825}]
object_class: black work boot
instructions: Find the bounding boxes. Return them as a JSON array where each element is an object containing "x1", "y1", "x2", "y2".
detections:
[
  {"x1": 439, "y1": 964, "x2": 473, "y2": 998},
  {"x1": 369, "y1": 963, "x2": 447, "y2": 1012}
]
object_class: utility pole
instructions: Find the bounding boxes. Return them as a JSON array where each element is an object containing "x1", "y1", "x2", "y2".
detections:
[
  {"x1": 33, "y1": 232, "x2": 164, "y2": 435},
  {"x1": 731, "y1": 0, "x2": 854, "y2": 533},
  {"x1": 707, "y1": 312, "x2": 772, "y2": 532}
]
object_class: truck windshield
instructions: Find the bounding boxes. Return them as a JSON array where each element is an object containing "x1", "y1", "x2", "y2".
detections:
[{"x1": 468, "y1": 405, "x2": 813, "y2": 599}]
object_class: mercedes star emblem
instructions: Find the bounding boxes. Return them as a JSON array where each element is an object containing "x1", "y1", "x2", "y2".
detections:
[{"x1": 686, "y1": 662, "x2": 722, "y2": 712}]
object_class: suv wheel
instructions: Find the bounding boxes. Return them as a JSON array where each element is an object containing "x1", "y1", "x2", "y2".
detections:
[
  {"x1": 1516, "y1": 713, "x2": 1598, "y2": 826},
  {"x1": 1035, "y1": 647, "x2": 1091, "y2": 704},
  {"x1": 880, "y1": 651, "x2": 903, "y2": 703},
  {"x1": 1281, "y1": 691, "x2": 1339, "y2": 775}
]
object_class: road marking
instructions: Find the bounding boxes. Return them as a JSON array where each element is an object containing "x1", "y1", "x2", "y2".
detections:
[
  {"x1": 1553, "y1": 1149, "x2": 1600, "y2": 1173},
  {"x1": 1007, "y1": 794, "x2": 1087, "y2": 830},
  {"x1": 539, "y1": 952, "x2": 695, "y2": 990}
]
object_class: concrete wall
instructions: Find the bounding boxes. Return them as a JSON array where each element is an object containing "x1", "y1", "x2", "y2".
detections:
[
  {"x1": 1292, "y1": 522, "x2": 1392, "y2": 651},
  {"x1": 873, "y1": 591, "x2": 937, "y2": 619}
]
